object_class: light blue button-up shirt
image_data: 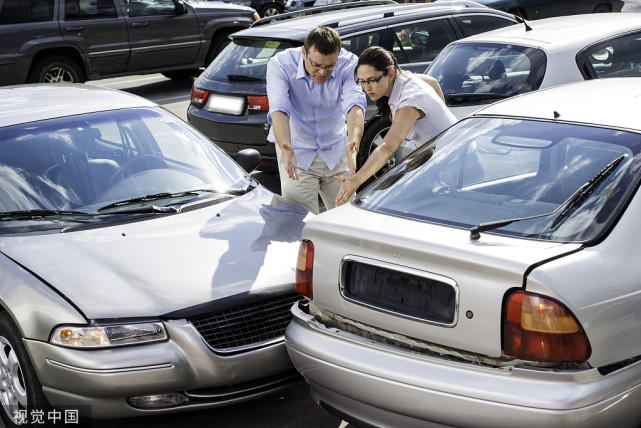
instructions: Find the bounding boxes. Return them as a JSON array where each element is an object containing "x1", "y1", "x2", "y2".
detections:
[{"x1": 266, "y1": 47, "x2": 366, "y2": 171}]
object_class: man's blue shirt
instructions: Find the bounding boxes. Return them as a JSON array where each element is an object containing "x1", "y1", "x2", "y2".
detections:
[{"x1": 266, "y1": 47, "x2": 366, "y2": 171}]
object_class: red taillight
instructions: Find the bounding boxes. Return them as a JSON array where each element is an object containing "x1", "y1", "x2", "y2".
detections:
[
  {"x1": 190, "y1": 86, "x2": 209, "y2": 107},
  {"x1": 295, "y1": 240, "x2": 314, "y2": 298},
  {"x1": 503, "y1": 291, "x2": 591, "y2": 363},
  {"x1": 247, "y1": 96, "x2": 269, "y2": 112}
]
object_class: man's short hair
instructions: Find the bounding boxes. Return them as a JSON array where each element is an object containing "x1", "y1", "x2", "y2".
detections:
[{"x1": 304, "y1": 26, "x2": 341, "y2": 56}]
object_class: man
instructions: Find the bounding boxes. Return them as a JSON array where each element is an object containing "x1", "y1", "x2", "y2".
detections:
[{"x1": 266, "y1": 26, "x2": 366, "y2": 214}]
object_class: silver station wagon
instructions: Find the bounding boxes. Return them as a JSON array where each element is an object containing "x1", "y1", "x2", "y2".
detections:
[
  {"x1": 286, "y1": 78, "x2": 641, "y2": 427},
  {"x1": 0, "y1": 84, "x2": 309, "y2": 425}
]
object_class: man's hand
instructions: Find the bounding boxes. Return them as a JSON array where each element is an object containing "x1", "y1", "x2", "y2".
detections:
[
  {"x1": 334, "y1": 175, "x2": 359, "y2": 207},
  {"x1": 345, "y1": 140, "x2": 358, "y2": 176},
  {"x1": 281, "y1": 143, "x2": 299, "y2": 180}
]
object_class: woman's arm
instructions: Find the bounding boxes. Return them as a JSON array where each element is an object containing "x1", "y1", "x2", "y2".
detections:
[
  {"x1": 335, "y1": 106, "x2": 422, "y2": 206},
  {"x1": 416, "y1": 74, "x2": 445, "y2": 102}
]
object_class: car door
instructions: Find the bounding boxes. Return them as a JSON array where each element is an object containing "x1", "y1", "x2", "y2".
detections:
[
  {"x1": 123, "y1": 0, "x2": 200, "y2": 70},
  {"x1": 61, "y1": 0, "x2": 130, "y2": 73}
]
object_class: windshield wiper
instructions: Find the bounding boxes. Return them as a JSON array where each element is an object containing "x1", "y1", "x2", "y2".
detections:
[
  {"x1": 446, "y1": 93, "x2": 510, "y2": 106},
  {"x1": 469, "y1": 155, "x2": 626, "y2": 240},
  {"x1": 227, "y1": 74, "x2": 262, "y2": 82},
  {"x1": 0, "y1": 209, "x2": 92, "y2": 221},
  {"x1": 96, "y1": 191, "x2": 202, "y2": 213}
]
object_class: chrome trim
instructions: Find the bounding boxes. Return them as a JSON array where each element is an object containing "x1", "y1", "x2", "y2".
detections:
[
  {"x1": 339, "y1": 255, "x2": 459, "y2": 327},
  {"x1": 47, "y1": 359, "x2": 173, "y2": 374}
]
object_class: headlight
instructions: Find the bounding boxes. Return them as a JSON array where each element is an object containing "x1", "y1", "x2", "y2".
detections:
[{"x1": 50, "y1": 321, "x2": 167, "y2": 348}]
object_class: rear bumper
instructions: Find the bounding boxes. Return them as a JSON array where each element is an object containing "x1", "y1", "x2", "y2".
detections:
[{"x1": 286, "y1": 303, "x2": 641, "y2": 428}]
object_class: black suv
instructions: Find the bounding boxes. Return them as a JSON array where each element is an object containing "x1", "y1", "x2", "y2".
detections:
[
  {"x1": 187, "y1": 0, "x2": 518, "y2": 172},
  {"x1": 0, "y1": 0, "x2": 258, "y2": 86}
]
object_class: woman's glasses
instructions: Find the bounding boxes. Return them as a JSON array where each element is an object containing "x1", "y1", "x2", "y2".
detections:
[{"x1": 356, "y1": 70, "x2": 389, "y2": 87}]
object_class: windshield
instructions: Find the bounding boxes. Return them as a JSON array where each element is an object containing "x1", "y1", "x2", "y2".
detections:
[
  {"x1": 427, "y1": 43, "x2": 547, "y2": 106},
  {"x1": 203, "y1": 38, "x2": 299, "y2": 81},
  {"x1": 356, "y1": 117, "x2": 641, "y2": 242},
  {"x1": 0, "y1": 107, "x2": 248, "y2": 221}
]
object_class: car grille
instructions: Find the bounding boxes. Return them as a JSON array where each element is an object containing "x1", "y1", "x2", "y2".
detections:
[
  {"x1": 188, "y1": 294, "x2": 300, "y2": 354},
  {"x1": 340, "y1": 256, "x2": 458, "y2": 326}
]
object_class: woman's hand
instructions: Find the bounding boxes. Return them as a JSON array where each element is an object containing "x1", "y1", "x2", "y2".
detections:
[{"x1": 334, "y1": 175, "x2": 360, "y2": 206}]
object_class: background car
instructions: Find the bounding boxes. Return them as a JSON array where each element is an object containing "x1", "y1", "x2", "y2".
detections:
[
  {"x1": 426, "y1": 13, "x2": 641, "y2": 119},
  {"x1": 0, "y1": 0, "x2": 258, "y2": 86},
  {"x1": 0, "y1": 84, "x2": 309, "y2": 426},
  {"x1": 217, "y1": 0, "x2": 287, "y2": 17},
  {"x1": 286, "y1": 77, "x2": 641, "y2": 427},
  {"x1": 469, "y1": 0, "x2": 624, "y2": 19},
  {"x1": 187, "y1": 0, "x2": 518, "y2": 171}
]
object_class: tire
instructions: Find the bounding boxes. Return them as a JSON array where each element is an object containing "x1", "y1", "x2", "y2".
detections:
[
  {"x1": 356, "y1": 116, "x2": 393, "y2": 190},
  {"x1": 27, "y1": 55, "x2": 83, "y2": 84},
  {"x1": 0, "y1": 312, "x2": 50, "y2": 428},
  {"x1": 161, "y1": 70, "x2": 197, "y2": 80},
  {"x1": 259, "y1": 3, "x2": 282, "y2": 17},
  {"x1": 593, "y1": 4, "x2": 611, "y2": 12},
  {"x1": 205, "y1": 30, "x2": 235, "y2": 66}
]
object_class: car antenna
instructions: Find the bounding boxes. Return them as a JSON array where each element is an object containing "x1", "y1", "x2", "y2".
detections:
[{"x1": 510, "y1": 1, "x2": 533, "y2": 31}]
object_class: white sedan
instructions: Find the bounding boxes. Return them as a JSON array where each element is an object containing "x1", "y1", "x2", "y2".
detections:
[
  {"x1": 426, "y1": 13, "x2": 641, "y2": 119},
  {"x1": 286, "y1": 78, "x2": 641, "y2": 427}
]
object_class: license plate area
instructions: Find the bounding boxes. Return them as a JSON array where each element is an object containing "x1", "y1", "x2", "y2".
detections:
[{"x1": 339, "y1": 256, "x2": 458, "y2": 326}]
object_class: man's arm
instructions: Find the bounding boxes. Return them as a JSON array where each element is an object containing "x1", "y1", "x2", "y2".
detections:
[
  {"x1": 345, "y1": 105, "x2": 364, "y2": 176},
  {"x1": 271, "y1": 111, "x2": 299, "y2": 180}
]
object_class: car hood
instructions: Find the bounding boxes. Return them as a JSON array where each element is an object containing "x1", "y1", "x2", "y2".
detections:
[{"x1": 0, "y1": 187, "x2": 310, "y2": 320}]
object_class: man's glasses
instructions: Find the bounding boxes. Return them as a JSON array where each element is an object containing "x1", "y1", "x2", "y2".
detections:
[
  {"x1": 306, "y1": 55, "x2": 336, "y2": 71},
  {"x1": 356, "y1": 70, "x2": 388, "y2": 86}
]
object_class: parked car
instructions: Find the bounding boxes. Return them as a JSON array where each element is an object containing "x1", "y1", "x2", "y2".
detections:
[
  {"x1": 0, "y1": 0, "x2": 259, "y2": 86},
  {"x1": 187, "y1": 0, "x2": 518, "y2": 171},
  {"x1": 0, "y1": 83, "x2": 310, "y2": 426},
  {"x1": 468, "y1": 0, "x2": 624, "y2": 19},
  {"x1": 286, "y1": 77, "x2": 641, "y2": 427},
  {"x1": 217, "y1": 0, "x2": 286, "y2": 17},
  {"x1": 284, "y1": 0, "x2": 373, "y2": 13},
  {"x1": 426, "y1": 13, "x2": 641, "y2": 120}
]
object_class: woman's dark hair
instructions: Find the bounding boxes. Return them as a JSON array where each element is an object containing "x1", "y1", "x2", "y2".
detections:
[
  {"x1": 356, "y1": 46, "x2": 402, "y2": 119},
  {"x1": 304, "y1": 26, "x2": 341, "y2": 56}
]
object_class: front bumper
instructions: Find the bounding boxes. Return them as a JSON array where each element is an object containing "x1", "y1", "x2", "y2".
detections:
[
  {"x1": 286, "y1": 303, "x2": 641, "y2": 428},
  {"x1": 26, "y1": 319, "x2": 299, "y2": 419}
]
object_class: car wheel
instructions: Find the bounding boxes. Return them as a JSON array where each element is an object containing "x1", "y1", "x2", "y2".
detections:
[
  {"x1": 259, "y1": 3, "x2": 282, "y2": 17},
  {"x1": 161, "y1": 70, "x2": 197, "y2": 80},
  {"x1": 27, "y1": 56, "x2": 84, "y2": 84},
  {"x1": 205, "y1": 30, "x2": 235, "y2": 66},
  {"x1": 0, "y1": 312, "x2": 50, "y2": 428},
  {"x1": 356, "y1": 117, "x2": 393, "y2": 189},
  {"x1": 593, "y1": 3, "x2": 611, "y2": 12}
]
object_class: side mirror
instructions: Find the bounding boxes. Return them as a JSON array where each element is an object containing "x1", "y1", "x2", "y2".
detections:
[
  {"x1": 173, "y1": 0, "x2": 187, "y2": 15},
  {"x1": 236, "y1": 149, "x2": 261, "y2": 173}
]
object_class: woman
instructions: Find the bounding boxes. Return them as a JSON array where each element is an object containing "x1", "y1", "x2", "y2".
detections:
[{"x1": 335, "y1": 46, "x2": 456, "y2": 206}]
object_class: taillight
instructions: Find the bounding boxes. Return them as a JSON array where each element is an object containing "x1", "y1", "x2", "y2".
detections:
[
  {"x1": 247, "y1": 96, "x2": 269, "y2": 112},
  {"x1": 295, "y1": 240, "x2": 314, "y2": 298},
  {"x1": 190, "y1": 86, "x2": 209, "y2": 107},
  {"x1": 503, "y1": 291, "x2": 591, "y2": 363}
]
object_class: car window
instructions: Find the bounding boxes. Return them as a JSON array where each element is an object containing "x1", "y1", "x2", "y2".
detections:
[
  {"x1": 65, "y1": 0, "x2": 118, "y2": 19},
  {"x1": 390, "y1": 19, "x2": 457, "y2": 65},
  {"x1": 125, "y1": 0, "x2": 176, "y2": 17},
  {"x1": 0, "y1": 0, "x2": 54, "y2": 24},
  {"x1": 342, "y1": 31, "x2": 385, "y2": 58},
  {"x1": 427, "y1": 43, "x2": 547, "y2": 105},
  {"x1": 203, "y1": 38, "x2": 299, "y2": 81},
  {"x1": 454, "y1": 14, "x2": 517, "y2": 38},
  {"x1": 0, "y1": 108, "x2": 247, "y2": 215},
  {"x1": 582, "y1": 32, "x2": 641, "y2": 79},
  {"x1": 356, "y1": 117, "x2": 641, "y2": 242}
]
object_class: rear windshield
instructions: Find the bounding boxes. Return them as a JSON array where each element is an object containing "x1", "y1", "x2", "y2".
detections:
[
  {"x1": 427, "y1": 43, "x2": 547, "y2": 107},
  {"x1": 355, "y1": 117, "x2": 641, "y2": 243},
  {"x1": 203, "y1": 38, "x2": 299, "y2": 82}
]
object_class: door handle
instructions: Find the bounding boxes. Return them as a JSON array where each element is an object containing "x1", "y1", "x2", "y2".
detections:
[
  {"x1": 66, "y1": 26, "x2": 84, "y2": 31},
  {"x1": 131, "y1": 22, "x2": 149, "y2": 27}
]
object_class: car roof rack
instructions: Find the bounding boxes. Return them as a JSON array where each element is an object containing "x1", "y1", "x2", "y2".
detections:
[{"x1": 250, "y1": 0, "x2": 396, "y2": 27}]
